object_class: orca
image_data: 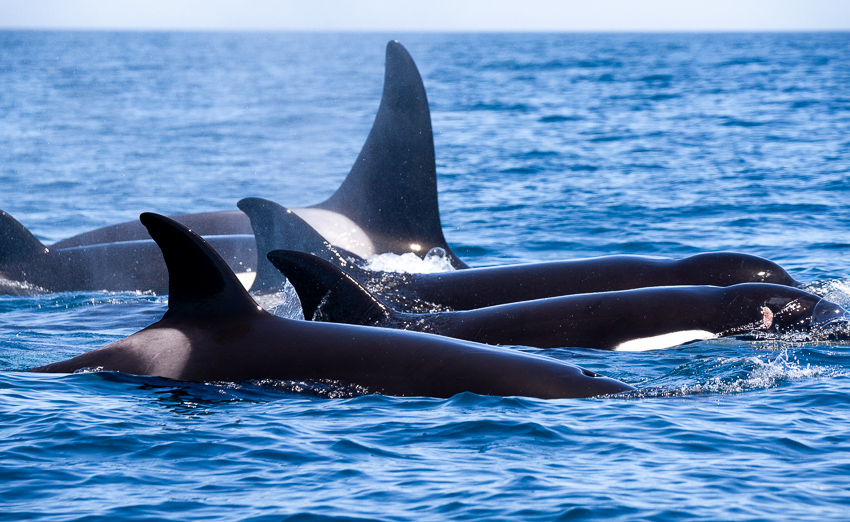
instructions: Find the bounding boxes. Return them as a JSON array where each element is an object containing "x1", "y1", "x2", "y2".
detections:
[
  {"x1": 28, "y1": 214, "x2": 634, "y2": 399},
  {"x1": 0, "y1": 210, "x2": 256, "y2": 294},
  {"x1": 238, "y1": 197, "x2": 801, "y2": 311},
  {"x1": 47, "y1": 41, "x2": 466, "y2": 270},
  {"x1": 267, "y1": 249, "x2": 847, "y2": 351}
]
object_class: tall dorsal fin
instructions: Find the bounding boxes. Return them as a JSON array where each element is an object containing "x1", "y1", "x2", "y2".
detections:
[
  {"x1": 267, "y1": 249, "x2": 390, "y2": 326},
  {"x1": 312, "y1": 41, "x2": 468, "y2": 269},
  {"x1": 237, "y1": 197, "x2": 363, "y2": 293},
  {"x1": 140, "y1": 213, "x2": 261, "y2": 318},
  {"x1": 0, "y1": 210, "x2": 49, "y2": 265}
]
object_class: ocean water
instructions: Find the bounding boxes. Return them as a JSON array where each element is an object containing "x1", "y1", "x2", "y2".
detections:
[{"x1": 2, "y1": 31, "x2": 850, "y2": 520}]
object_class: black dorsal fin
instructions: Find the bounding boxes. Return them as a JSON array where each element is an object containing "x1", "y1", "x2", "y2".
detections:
[
  {"x1": 237, "y1": 197, "x2": 363, "y2": 293},
  {"x1": 140, "y1": 213, "x2": 261, "y2": 318},
  {"x1": 0, "y1": 210, "x2": 49, "y2": 265},
  {"x1": 267, "y1": 249, "x2": 390, "y2": 326},
  {"x1": 312, "y1": 41, "x2": 468, "y2": 269}
]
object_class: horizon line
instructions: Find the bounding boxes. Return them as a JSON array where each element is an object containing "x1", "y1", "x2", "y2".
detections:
[{"x1": 3, "y1": 27, "x2": 850, "y2": 34}]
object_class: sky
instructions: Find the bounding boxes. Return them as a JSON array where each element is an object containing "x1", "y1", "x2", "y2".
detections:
[{"x1": 1, "y1": 0, "x2": 849, "y2": 32}]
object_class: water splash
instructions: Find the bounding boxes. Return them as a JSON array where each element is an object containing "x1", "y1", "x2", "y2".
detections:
[
  {"x1": 252, "y1": 280, "x2": 304, "y2": 320},
  {"x1": 801, "y1": 278, "x2": 850, "y2": 307},
  {"x1": 362, "y1": 247, "x2": 457, "y2": 274},
  {"x1": 649, "y1": 349, "x2": 841, "y2": 397},
  {"x1": 0, "y1": 279, "x2": 48, "y2": 297},
  {"x1": 690, "y1": 351, "x2": 824, "y2": 394}
]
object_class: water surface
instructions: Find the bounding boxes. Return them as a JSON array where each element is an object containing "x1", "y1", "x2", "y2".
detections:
[{"x1": 2, "y1": 32, "x2": 850, "y2": 520}]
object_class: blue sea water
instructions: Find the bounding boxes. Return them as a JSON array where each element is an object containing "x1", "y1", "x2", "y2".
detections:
[{"x1": 2, "y1": 31, "x2": 850, "y2": 520}]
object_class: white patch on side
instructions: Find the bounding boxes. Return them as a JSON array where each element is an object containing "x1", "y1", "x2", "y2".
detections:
[
  {"x1": 235, "y1": 271, "x2": 256, "y2": 290},
  {"x1": 292, "y1": 208, "x2": 376, "y2": 258},
  {"x1": 614, "y1": 330, "x2": 717, "y2": 352}
]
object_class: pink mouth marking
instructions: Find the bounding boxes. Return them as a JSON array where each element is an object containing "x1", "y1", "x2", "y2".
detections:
[{"x1": 762, "y1": 306, "x2": 774, "y2": 329}]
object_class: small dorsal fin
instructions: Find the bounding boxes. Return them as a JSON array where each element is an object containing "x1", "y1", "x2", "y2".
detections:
[
  {"x1": 0, "y1": 210, "x2": 49, "y2": 265},
  {"x1": 311, "y1": 40, "x2": 468, "y2": 269},
  {"x1": 267, "y1": 249, "x2": 390, "y2": 326},
  {"x1": 237, "y1": 197, "x2": 363, "y2": 293},
  {"x1": 140, "y1": 213, "x2": 261, "y2": 318}
]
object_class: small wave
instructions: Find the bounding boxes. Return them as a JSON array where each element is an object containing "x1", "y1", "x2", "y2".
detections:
[
  {"x1": 570, "y1": 164, "x2": 599, "y2": 172},
  {"x1": 0, "y1": 289, "x2": 163, "y2": 314},
  {"x1": 469, "y1": 101, "x2": 530, "y2": 112},
  {"x1": 538, "y1": 115, "x2": 582, "y2": 123},
  {"x1": 649, "y1": 349, "x2": 839, "y2": 397},
  {"x1": 524, "y1": 149, "x2": 558, "y2": 157},
  {"x1": 499, "y1": 166, "x2": 541, "y2": 174},
  {"x1": 650, "y1": 93, "x2": 679, "y2": 101},
  {"x1": 363, "y1": 248, "x2": 457, "y2": 274},
  {"x1": 722, "y1": 118, "x2": 766, "y2": 127},
  {"x1": 792, "y1": 100, "x2": 819, "y2": 109},
  {"x1": 693, "y1": 350, "x2": 835, "y2": 394},
  {"x1": 640, "y1": 74, "x2": 673, "y2": 82},
  {"x1": 590, "y1": 134, "x2": 626, "y2": 142},
  {"x1": 718, "y1": 57, "x2": 767, "y2": 67}
]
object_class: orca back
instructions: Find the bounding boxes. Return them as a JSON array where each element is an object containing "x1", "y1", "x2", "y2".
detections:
[
  {"x1": 0, "y1": 210, "x2": 49, "y2": 266},
  {"x1": 267, "y1": 249, "x2": 389, "y2": 325},
  {"x1": 311, "y1": 41, "x2": 467, "y2": 269},
  {"x1": 140, "y1": 213, "x2": 261, "y2": 319},
  {"x1": 238, "y1": 197, "x2": 363, "y2": 292}
]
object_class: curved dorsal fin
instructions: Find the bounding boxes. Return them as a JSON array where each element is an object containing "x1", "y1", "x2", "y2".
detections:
[
  {"x1": 312, "y1": 41, "x2": 467, "y2": 269},
  {"x1": 0, "y1": 210, "x2": 49, "y2": 265},
  {"x1": 140, "y1": 213, "x2": 261, "y2": 318},
  {"x1": 237, "y1": 197, "x2": 363, "y2": 293},
  {"x1": 267, "y1": 249, "x2": 390, "y2": 326}
]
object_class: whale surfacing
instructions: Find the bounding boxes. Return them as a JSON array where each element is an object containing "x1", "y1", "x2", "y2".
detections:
[
  {"x1": 45, "y1": 41, "x2": 465, "y2": 270},
  {"x1": 266, "y1": 249, "x2": 841, "y2": 351},
  {"x1": 238, "y1": 196, "x2": 801, "y2": 312},
  {"x1": 28, "y1": 214, "x2": 633, "y2": 399}
]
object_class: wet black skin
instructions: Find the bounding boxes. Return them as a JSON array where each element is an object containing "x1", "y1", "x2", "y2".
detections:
[
  {"x1": 241, "y1": 197, "x2": 800, "y2": 312},
  {"x1": 1, "y1": 208, "x2": 257, "y2": 294},
  {"x1": 28, "y1": 214, "x2": 633, "y2": 399},
  {"x1": 268, "y1": 250, "x2": 828, "y2": 350}
]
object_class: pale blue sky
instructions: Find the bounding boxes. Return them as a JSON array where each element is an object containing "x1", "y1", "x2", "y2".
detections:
[{"x1": 1, "y1": 0, "x2": 849, "y2": 31}]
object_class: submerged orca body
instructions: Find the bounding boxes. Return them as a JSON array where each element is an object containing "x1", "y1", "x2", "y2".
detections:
[
  {"x1": 29, "y1": 214, "x2": 633, "y2": 399},
  {"x1": 48, "y1": 40, "x2": 465, "y2": 270},
  {"x1": 238, "y1": 197, "x2": 801, "y2": 311},
  {"x1": 268, "y1": 249, "x2": 844, "y2": 351},
  {"x1": 0, "y1": 210, "x2": 255, "y2": 294}
]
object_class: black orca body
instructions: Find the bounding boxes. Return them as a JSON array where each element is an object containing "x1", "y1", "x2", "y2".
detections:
[
  {"x1": 0, "y1": 210, "x2": 256, "y2": 294},
  {"x1": 238, "y1": 197, "x2": 801, "y2": 311},
  {"x1": 48, "y1": 41, "x2": 465, "y2": 270},
  {"x1": 268, "y1": 250, "x2": 844, "y2": 351},
  {"x1": 28, "y1": 214, "x2": 633, "y2": 399}
]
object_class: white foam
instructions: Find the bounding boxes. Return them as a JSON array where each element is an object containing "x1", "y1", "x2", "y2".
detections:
[
  {"x1": 614, "y1": 330, "x2": 718, "y2": 351},
  {"x1": 0, "y1": 278, "x2": 48, "y2": 296},
  {"x1": 683, "y1": 349, "x2": 836, "y2": 395},
  {"x1": 801, "y1": 278, "x2": 850, "y2": 307},
  {"x1": 363, "y1": 248, "x2": 457, "y2": 274}
]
